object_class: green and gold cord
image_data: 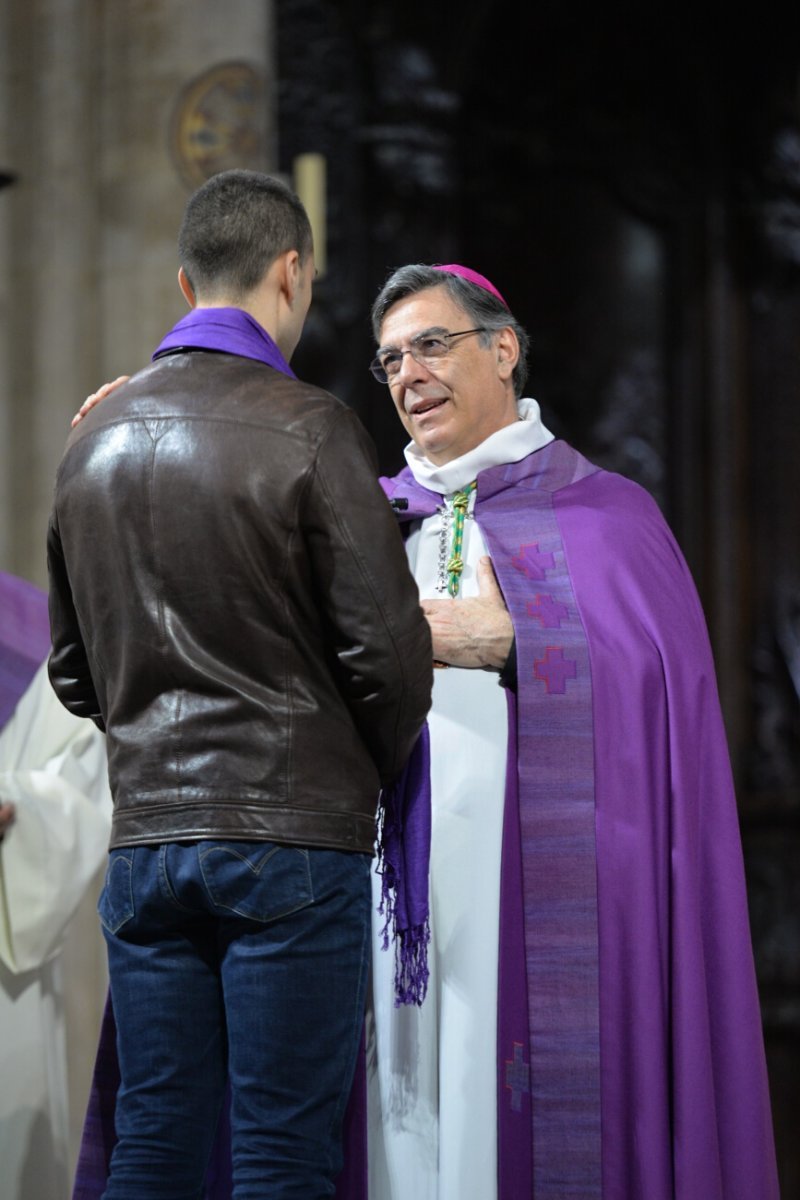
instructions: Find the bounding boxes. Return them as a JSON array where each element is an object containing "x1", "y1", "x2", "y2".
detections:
[{"x1": 447, "y1": 481, "x2": 477, "y2": 597}]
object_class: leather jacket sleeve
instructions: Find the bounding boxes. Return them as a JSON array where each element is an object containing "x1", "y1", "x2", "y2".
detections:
[
  {"x1": 47, "y1": 513, "x2": 106, "y2": 731},
  {"x1": 303, "y1": 408, "x2": 432, "y2": 785}
]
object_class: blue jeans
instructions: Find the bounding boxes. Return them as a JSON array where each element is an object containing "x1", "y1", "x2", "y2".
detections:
[{"x1": 98, "y1": 839, "x2": 371, "y2": 1200}]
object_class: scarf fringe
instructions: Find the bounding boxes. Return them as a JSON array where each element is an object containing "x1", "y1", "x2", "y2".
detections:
[
  {"x1": 375, "y1": 800, "x2": 430, "y2": 1007},
  {"x1": 393, "y1": 918, "x2": 431, "y2": 1007}
]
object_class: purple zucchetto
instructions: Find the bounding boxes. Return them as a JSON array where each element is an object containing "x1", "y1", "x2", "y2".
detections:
[{"x1": 432, "y1": 263, "x2": 509, "y2": 308}]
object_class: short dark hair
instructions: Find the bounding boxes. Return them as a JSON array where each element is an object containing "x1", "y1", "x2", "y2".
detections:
[
  {"x1": 371, "y1": 264, "x2": 531, "y2": 394},
  {"x1": 178, "y1": 169, "x2": 313, "y2": 300}
]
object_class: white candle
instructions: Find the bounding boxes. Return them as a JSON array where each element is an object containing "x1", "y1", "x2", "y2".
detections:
[{"x1": 293, "y1": 153, "x2": 327, "y2": 277}]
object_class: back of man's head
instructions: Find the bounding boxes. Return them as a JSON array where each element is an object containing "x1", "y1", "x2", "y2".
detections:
[{"x1": 178, "y1": 169, "x2": 313, "y2": 303}]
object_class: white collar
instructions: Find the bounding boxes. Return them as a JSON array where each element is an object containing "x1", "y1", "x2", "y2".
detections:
[{"x1": 403, "y1": 397, "x2": 555, "y2": 495}]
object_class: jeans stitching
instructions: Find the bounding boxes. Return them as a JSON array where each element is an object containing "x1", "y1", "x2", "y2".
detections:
[
  {"x1": 200, "y1": 844, "x2": 315, "y2": 923},
  {"x1": 99, "y1": 849, "x2": 135, "y2": 933}
]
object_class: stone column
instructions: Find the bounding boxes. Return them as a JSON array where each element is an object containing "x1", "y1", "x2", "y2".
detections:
[{"x1": 0, "y1": 0, "x2": 275, "y2": 587}]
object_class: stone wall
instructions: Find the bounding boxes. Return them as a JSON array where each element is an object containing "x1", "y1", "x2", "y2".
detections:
[{"x1": 0, "y1": 0, "x2": 275, "y2": 587}]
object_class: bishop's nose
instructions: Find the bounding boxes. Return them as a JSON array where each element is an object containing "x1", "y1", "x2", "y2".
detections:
[{"x1": 394, "y1": 347, "x2": 432, "y2": 389}]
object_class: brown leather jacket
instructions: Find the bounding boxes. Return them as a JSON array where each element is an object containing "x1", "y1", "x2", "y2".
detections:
[{"x1": 47, "y1": 352, "x2": 432, "y2": 853}]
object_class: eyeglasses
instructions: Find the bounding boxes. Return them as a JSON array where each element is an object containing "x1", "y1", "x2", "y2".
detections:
[{"x1": 369, "y1": 328, "x2": 487, "y2": 384}]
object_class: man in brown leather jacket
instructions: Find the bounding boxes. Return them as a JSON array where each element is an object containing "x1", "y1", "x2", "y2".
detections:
[{"x1": 46, "y1": 170, "x2": 432, "y2": 1200}]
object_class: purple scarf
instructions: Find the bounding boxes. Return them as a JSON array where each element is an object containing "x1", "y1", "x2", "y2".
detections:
[
  {"x1": 152, "y1": 307, "x2": 295, "y2": 377},
  {"x1": 376, "y1": 475, "x2": 452, "y2": 1009},
  {"x1": 375, "y1": 724, "x2": 432, "y2": 1006}
]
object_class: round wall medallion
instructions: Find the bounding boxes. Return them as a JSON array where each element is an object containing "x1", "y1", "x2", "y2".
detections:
[{"x1": 169, "y1": 61, "x2": 267, "y2": 189}]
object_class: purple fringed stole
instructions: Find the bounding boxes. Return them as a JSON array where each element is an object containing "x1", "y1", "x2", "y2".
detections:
[{"x1": 375, "y1": 723, "x2": 432, "y2": 1006}]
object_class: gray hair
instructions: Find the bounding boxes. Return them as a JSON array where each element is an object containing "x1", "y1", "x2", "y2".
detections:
[{"x1": 371, "y1": 264, "x2": 530, "y2": 394}]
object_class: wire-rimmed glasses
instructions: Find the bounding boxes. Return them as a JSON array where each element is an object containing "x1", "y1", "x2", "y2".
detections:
[{"x1": 369, "y1": 328, "x2": 487, "y2": 384}]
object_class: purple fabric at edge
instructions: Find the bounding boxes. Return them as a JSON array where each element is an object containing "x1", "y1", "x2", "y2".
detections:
[{"x1": 0, "y1": 570, "x2": 51, "y2": 728}]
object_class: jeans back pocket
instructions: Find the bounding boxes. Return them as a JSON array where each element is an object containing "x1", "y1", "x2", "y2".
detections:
[
  {"x1": 98, "y1": 849, "x2": 135, "y2": 934},
  {"x1": 198, "y1": 841, "x2": 314, "y2": 924}
]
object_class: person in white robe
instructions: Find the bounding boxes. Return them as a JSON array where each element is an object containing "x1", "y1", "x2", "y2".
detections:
[{"x1": 0, "y1": 660, "x2": 112, "y2": 1200}]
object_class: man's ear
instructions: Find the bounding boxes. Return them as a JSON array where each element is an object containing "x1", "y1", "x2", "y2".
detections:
[
  {"x1": 496, "y1": 326, "x2": 520, "y2": 381},
  {"x1": 277, "y1": 250, "x2": 301, "y2": 307},
  {"x1": 178, "y1": 267, "x2": 196, "y2": 309}
]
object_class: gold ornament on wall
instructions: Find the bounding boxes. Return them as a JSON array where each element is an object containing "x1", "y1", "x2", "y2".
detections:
[{"x1": 169, "y1": 62, "x2": 267, "y2": 189}]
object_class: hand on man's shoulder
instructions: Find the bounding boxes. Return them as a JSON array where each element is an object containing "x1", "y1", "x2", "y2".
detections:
[{"x1": 71, "y1": 375, "x2": 130, "y2": 428}]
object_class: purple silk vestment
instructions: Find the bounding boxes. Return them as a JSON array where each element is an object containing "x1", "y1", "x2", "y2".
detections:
[{"x1": 71, "y1": 439, "x2": 779, "y2": 1198}]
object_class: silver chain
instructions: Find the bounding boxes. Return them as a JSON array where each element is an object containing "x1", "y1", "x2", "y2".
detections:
[
  {"x1": 435, "y1": 502, "x2": 454, "y2": 592},
  {"x1": 434, "y1": 497, "x2": 473, "y2": 593}
]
